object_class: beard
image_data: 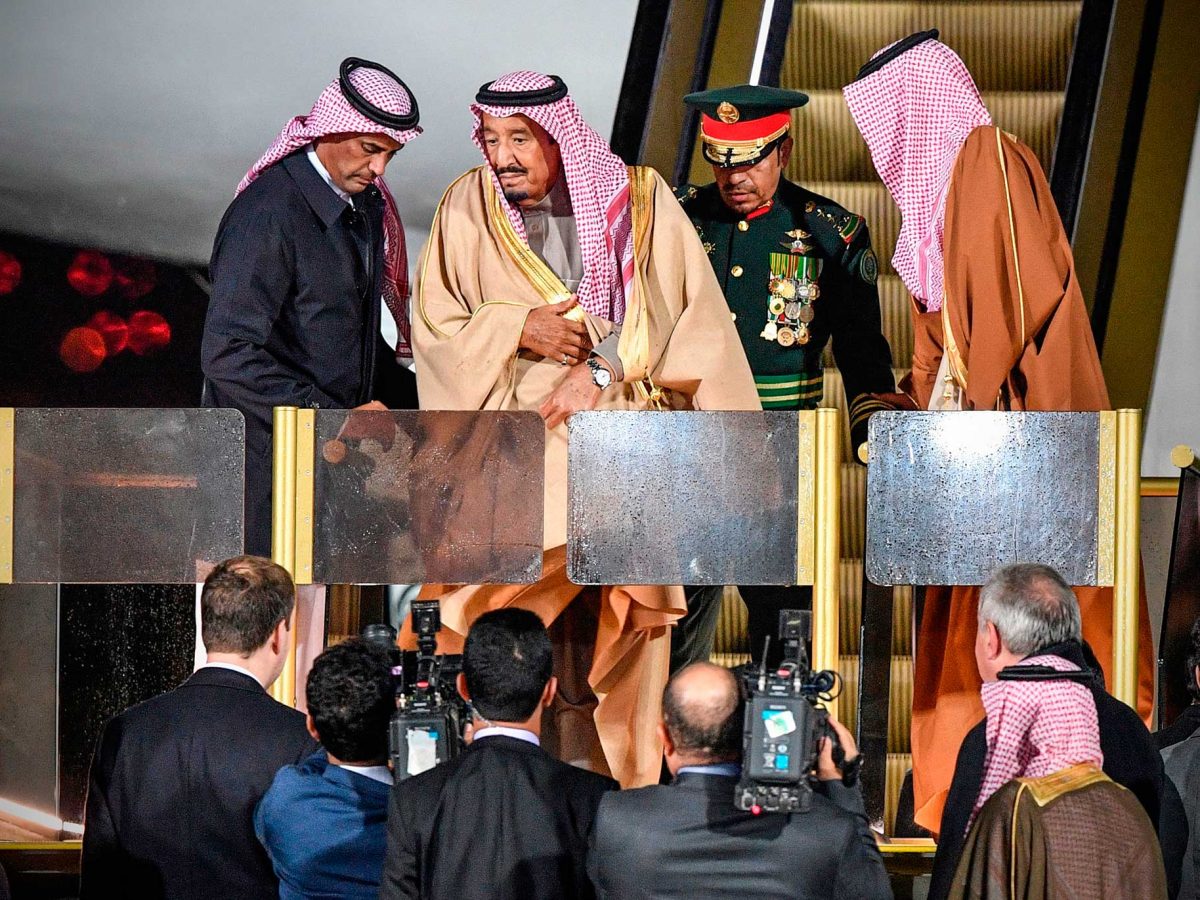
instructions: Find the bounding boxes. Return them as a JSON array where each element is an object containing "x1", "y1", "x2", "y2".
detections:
[{"x1": 503, "y1": 190, "x2": 530, "y2": 203}]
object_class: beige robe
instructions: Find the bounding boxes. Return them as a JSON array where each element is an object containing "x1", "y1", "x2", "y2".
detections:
[{"x1": 411, "y1": 165, "x2": 759, "y2": 786}]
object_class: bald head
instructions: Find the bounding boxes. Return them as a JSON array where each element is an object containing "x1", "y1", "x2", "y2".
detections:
[{"x1": 662, "y1": 662, "x2": 743, "y2": 765}]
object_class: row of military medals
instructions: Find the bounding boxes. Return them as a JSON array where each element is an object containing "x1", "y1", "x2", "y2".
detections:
[{"x1": 760, "y1": 230, "x2": 822, "y2": 347}]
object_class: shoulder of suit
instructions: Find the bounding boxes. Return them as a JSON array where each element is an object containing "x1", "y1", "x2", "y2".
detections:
[{"x1": 782, "y1": 180, "x2": 878, "y2": 282}]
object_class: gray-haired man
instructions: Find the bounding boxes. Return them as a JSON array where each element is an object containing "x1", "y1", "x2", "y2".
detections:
[{"x1": 929, "y1": 563, "x2": 1182, "y2": 900}]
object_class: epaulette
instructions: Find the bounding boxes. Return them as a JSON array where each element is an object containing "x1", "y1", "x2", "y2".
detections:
[
  {"x1": 809, "y1": 202, "x2": 865, "y2": 247},
  {"x1": 673, "y1": 183, "x2": 699, "y2": 205},
  {"x1": 805, "y1": 199, "x2": 875, "y2": 281}
]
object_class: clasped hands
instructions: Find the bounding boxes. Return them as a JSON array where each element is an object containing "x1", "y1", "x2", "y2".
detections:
[{"x1": 520, "y1": 297, "x2": 613, "y2": 429}]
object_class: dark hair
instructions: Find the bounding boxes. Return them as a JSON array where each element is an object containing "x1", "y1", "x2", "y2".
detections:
[
  {"x1": 662, "y1": 663, "x2": 744, "y2": 763},
  {"x1": 1187, "y1": 617, "x2": 1200, "y2": 703},
  {"x1": 306, "y1": 638, "x2": 395, "y2": 763},
  {"x1": 200, "y1": 555, "x2": 295, "y2": 655},
  {"x1": 463, "y1": 609, "x2": 553, "y2": 721}
]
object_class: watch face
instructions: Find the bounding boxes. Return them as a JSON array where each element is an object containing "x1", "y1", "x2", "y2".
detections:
[{"x1": 590, "y1": 361, "x2": 612, "y2": 388}]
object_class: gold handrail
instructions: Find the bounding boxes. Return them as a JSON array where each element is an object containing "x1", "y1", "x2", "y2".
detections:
[
  {"x1": 1112, "y1": 409, "x2": 1142, "y2": 708},
  {"x1": 813, "y1": 408, "x2": 841, "y2": 721}
]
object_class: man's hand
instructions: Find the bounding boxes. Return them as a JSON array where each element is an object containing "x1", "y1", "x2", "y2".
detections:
[
  {"x1": 333, "y1": 400, "x2": 395, "y2": 450},
  {"x1": 519, "y1": 297, "x2": 593, "y2": 365},
  {"x1": 538, "y1": 362, "x2": 601, "y2": 429},
  {"x1": 816, "y1": 713, "x2": 859, "y2": 782}
]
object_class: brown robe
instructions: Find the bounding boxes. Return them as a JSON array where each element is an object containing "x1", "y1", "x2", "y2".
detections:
[
  {"x1": 909, "y1": 125, "x2": 1155, "y2": 832},
  {"x1": 948, "y1": 764, "x2": 1167, "y2": 899},
  {"x1": 411, "y1": 165, "x2": 759, "y2": 787}
]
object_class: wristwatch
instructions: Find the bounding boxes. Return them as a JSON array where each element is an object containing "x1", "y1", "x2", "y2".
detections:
[{"x1": 586, "y1": 356, "x2": 613, "y2": 389}]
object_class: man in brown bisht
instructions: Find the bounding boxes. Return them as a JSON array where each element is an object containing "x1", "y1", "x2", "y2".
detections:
[
  {"x1": 842, "y1": 31, "x2": 1154, "y2": 832},
  {"x1": 412, "y1": 70, "x2": 758, "y2": 787},
  {"x1": 944, "y1": 566, "x2": 1165, "y2": 899}
]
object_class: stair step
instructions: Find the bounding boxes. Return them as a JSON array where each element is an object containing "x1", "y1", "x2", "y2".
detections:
[
  {"x1": 783, "y1": 1, "x2": 1081, "y2": 92},
  {"x1": 837, "y1": 564, "x2": 913, "y2": 657},
  {"x1": 789, "y1": 90, "x2": 1064, "y2": 183}
]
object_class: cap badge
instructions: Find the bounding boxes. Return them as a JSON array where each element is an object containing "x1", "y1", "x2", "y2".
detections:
[{"x1": 717, "y1": 101, "x2": 740, "y2": 124}]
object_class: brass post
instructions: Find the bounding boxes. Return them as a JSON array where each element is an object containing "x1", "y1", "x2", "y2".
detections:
[
  {"x1": 813, "y1": 408, "x2": 841, "y2": 721},
  {"x1": 1112, "y1": 408, "x2": 1142, "y2": 708},
  {"x1": 270, "y1": 406, "x2": 299, "y2": 707},
  {"x1": 294, "y1": 409, "x2": 316, "y2": 586},
  {"x1": 0, "y1": 408, "x2": 13, "y2": 584}
]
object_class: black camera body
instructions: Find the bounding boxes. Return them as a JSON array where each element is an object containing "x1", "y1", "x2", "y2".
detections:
[
  {"x1": 735, "y1": 609, "x2": 839, "y2": 814},
  {"x1": 362, "y1": 600, "x2": 465, "y2": 780}
]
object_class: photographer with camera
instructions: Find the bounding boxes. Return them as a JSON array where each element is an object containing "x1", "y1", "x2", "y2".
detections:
[
  {"x1": 255, "y1": 638, "x2": 396, "y2": 899},
  {"x1": 587, "y1": 662, "x2": 890, "y2": 899},
  {"x1": 380, "y1": 609, "x2": 617, "y2": 900}
]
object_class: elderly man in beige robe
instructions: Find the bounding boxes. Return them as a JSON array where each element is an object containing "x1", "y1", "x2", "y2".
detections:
[{"x1": 411, "y1": 70, "x2": 758, "y2": 786}]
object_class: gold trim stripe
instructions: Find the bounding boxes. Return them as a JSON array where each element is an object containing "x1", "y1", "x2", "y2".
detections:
[
  {"x1": 1097, "y1": 411, "x2": 1116, "y2": 587},
  {"x1": 795, "y1": 411, "x2": 816, "y2": 585},
  {"x1": 812, "y1": 408, "x2": 841, "y2": 721},
  {"x1": 1112, "y1": 409, "x2": 1142, "y2": 708},
  {"x1": 294, "y1": 409, "x2": 316, "y2": 586},
  {"x1": 0, "y1": 408, "x2": 12, "y2": 584},
  {"x1": 271, "y1": 406, "x2": 299, "y2": 708}
]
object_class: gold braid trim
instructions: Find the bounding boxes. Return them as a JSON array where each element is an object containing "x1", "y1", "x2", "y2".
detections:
[{"x1": 485, "y1": 172, "x2": 583, "y2": 322}]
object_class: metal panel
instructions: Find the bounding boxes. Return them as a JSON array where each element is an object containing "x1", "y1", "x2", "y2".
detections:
[
  {"x1": 12, "y1": 409, "x2": 244, "y2": 583},
  {"x1": 866, "y1": 412, "x2": 1101, "y2": 586},
  {"x1": 311, "y1": 411, "x2": 544, "y2": 585},
  {"x1": 0, "y1": 584, "x2": 57, "y2": 817},
  {"x1": 567, "y1": 411, "x2": 801, "y2": 585}
]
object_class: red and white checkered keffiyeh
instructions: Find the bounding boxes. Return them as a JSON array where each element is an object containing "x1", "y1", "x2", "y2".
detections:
[
  {"x1": 237, "y1": 66, "x2": 422, "y2": 356},
  {"x1": 471, "y1": 71, "x2": 634, "y2": 324},
  {"x1": 969, "y1": 654, "x2": 1103, "y2": 829},
  {"x1": 843, "y1": 39, "x2": 991, "y2": 312}
]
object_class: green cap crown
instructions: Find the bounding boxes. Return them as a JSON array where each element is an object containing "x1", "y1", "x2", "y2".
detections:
[{"x1": 683, "y1": 84, "x2": 809, "y2": 121}]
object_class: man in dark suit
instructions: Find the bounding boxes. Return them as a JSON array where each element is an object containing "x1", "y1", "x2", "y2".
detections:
[
  {"x1": 380, "y1": 608, "x2": 617, "y2": 900},
  {"x1": 80, "y1": 556, "x2": 318, "y2": 900},
  {"x1": 587, "y1": 662, "x2": 891, "y2": 899},
  {"x1": 256, "y1": 638, "x2": 395, "y2": 899}
]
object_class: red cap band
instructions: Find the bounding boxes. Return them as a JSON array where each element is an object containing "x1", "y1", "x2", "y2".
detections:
[{"x1": 699, "y1": 111, "x2": 791, "y2": 142}]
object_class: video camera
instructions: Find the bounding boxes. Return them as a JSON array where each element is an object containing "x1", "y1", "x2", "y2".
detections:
[
  {"x1": 361, "y1": 600, "x2": 465, "y2": 780},
  {"x1": 735, "y1": 608, "x2": 841, "y2": 814}
]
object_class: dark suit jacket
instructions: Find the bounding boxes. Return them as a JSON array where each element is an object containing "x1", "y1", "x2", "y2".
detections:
[
  {"x1": 80, "y1": 666, "x2": 318, "y2": 900},
  {"x1": 929, "y1": 640, "x2": 1186, "y2": 900},
  {"x1": 587, "y1": 772, "x2": 891, "y2": 899},
  {"x1": 380, "y1": 734, "x2": 617, "y2": 900},
  {"x1": 1158, "y1": 704, "x2": 1200, "y2": 751},
  {"x1": 201, "y1": 150, "x2": 388, "y2": 555},
  {"x1": 1164, "y1": 732, "x2": 1200, "y2": 900}
]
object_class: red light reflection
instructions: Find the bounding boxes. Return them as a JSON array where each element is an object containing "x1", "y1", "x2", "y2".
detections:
[
  {"x1": 66, "y1": 250, "x2": 114, "y2": 297},
  {"x1": 127, "y1": 310, "x2": 171, "y2": 355},
  {"x1": 87, "y1": 310, "x2": 130, "y2": 355},
  {"x1": 59, "y1": 327, "x2": 107, "y2": 372},
  {"x1": 0, "y1": 251, "x2": 21, "y2": 295},
  {"x1": 115, "y1": 258, "x2": 156, "y2": 300}
]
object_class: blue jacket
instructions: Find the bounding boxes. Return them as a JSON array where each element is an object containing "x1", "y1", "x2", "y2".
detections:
[{"x1": 255, "y1": 751, "x2": 391, "y2": 900}]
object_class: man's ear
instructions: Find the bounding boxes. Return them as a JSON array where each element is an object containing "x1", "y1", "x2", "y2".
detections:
[
  {"x1": 985, "y1": 620, "x2": 1003, "y2": 659},
  {"x1": 271, "y1": 616, "x2": 289, "y2": 655},
  {"x1": 657, "y1": 720, "x2": 674, "y2": 759},
  {"x1": 305, "y1": 713, "x2": 320, "y2": 743},
  {"x1": 1193, "y1": 666, "x2": 1200, "y2": 692},
  {"x1": 542, "y1": 676, "x2": 558, "y2": 708},
  {"x1": 456, "y1": 671, "x2": 471, "y2": 703},
  {"x1": 778, "y1": 135, "x2": 794, "y2": 163}
]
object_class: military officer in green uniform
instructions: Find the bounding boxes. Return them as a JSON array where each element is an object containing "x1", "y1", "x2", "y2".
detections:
[{"x1": 674, "y1": 84, "x2": 898, "y2": 667}]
